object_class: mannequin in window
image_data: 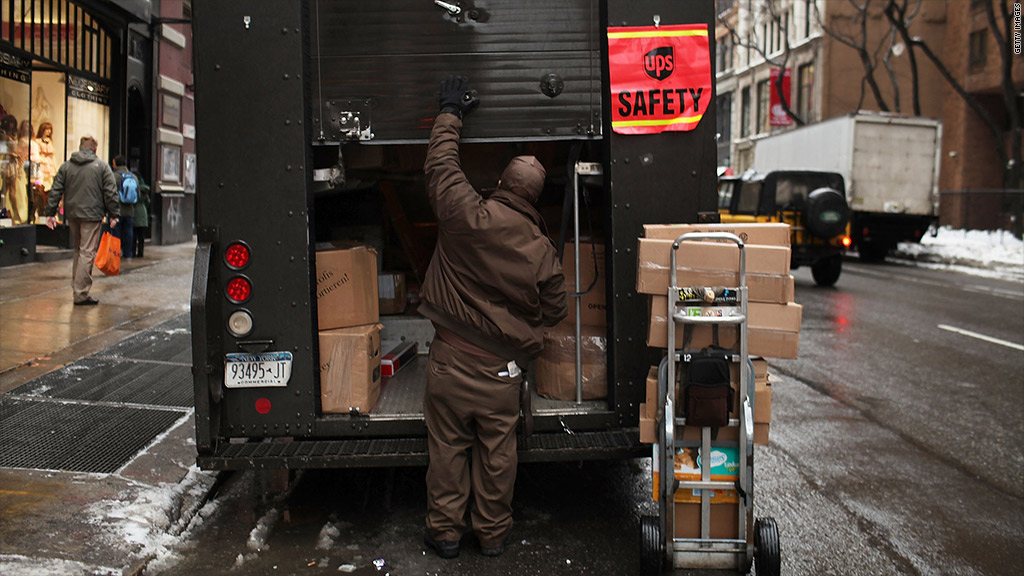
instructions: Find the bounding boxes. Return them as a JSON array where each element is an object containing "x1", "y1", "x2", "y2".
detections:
[
  {"x1": 32, "y1": 122, "x2": 57, "y2": 221},
  {"x1": 0, "y1": 117, "x2": 29, "y2": 224}
]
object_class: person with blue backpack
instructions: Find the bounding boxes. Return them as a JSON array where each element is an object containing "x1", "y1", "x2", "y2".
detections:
[{"x1": 111, "y1": 155, "x2": 137, "y2": 258}]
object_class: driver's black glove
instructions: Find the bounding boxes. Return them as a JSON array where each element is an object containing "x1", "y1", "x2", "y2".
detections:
[{"x1": 439, "y1": 76, "x2": 480, "y2": 119}]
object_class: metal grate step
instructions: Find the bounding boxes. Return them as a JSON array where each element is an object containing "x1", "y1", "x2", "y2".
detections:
[{"x1": 0, "y1": 398, "x2": 185, "y2": 473}]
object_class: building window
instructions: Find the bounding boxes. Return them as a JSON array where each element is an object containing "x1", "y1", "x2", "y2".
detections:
[
  {"x1": 162, "y1": 94, "x2": 181, "y2": 128},
  {"x1": 756, "y1": 79, "x2": 770, "y2": 134},
  {"x1": 1, "y1": 1, "x2": 113, "y2": 81},
  {"x1": 717, "y1": 36, "x2": 734, "y2": 72},
  {"x1": 797, "y1": 63, "x2": 814, "y2": 121},
  {"x1": 741, "y1": 86, "x2": 751, "y2": 137},
  {"x1": 804, "y1": 0, "x2": 813, "y2": 39},
  {"x1": 184, "y1": 153, "x2": 196, "y2": 193},
  {"x1": 968, "y1": 30, "x2": 986, "y2": 67},
  {"x1": 161, "y1": 145, "x2": 181, "y2": 183},
  {"x1": 782, "y1": 12, "x2": 790, "y2": 49},
  {"x1": 717, "y1": 92, "x2": 733, "y2": 165}
]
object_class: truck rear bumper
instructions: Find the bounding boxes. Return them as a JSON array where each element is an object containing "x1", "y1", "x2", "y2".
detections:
[{"x1": 197, "y1": 429, "x2": 646, "y2": 470}]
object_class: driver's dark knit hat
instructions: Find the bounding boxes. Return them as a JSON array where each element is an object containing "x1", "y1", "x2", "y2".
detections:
[{"x1": 498, "y1": 156, "x2": 547, "y2": 204}]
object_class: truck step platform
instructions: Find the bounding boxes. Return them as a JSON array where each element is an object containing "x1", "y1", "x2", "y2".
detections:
[{"x1": 197, "y1": 429, "x2": 645, "y2": 470}]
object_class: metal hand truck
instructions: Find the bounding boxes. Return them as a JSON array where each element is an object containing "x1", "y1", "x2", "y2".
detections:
[{"x1": 640, "y1": 232, "x2": 780, "y2": 575}]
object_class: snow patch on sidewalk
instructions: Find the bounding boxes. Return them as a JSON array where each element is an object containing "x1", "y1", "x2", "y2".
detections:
[
  {"x1": 84, "y1": 465, "x2": 218, "y2": 573},
  {"x1": 893, "y1": 227, "x2": 1024, "y2": 281}
]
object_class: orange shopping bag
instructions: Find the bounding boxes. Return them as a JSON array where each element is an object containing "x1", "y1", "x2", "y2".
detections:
[{"x1": 95, "y1": 230, "x2": 121, "y2": 276}]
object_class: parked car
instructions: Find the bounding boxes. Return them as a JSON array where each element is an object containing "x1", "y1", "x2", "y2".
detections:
[{"x1": 718, "y1": 169, "x2": 851, "y2": 286}]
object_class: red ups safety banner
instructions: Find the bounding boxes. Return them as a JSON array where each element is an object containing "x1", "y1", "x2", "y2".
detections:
[{"x1": 607, "y1": 24, "x2": 711, "y2": 135}]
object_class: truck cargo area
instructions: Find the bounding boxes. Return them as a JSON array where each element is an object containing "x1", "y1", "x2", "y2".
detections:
[{"x1": 191, "y1": 0, "x2": 719, "y2": 471}]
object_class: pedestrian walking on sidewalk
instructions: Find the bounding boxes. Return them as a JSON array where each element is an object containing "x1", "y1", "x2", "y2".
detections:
[
  {"x1": 111, "y1": 155, "x2": 136, "y2": 259},
  {"x1": 131, "y1": 169, "x2": 151, "y2": 257},
  {"x1": 44, "y1": 135, "x2": 119, "y2": 306},
  {"x1": 419, "y1": 76, "x2": 568, "y2": 559}
]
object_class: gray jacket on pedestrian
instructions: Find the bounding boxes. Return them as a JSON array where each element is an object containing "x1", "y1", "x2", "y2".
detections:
[{"x1": 44, "y1": 149, "x2": 120, "y2": 221}]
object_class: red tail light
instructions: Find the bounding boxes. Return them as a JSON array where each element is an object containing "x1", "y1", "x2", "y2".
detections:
[
  {"x1": 841, "y1": 236, "x2": 852, "y2": 248},
  {"x1": 226, "y1": 276, "x2": 252, "y2": 303},
  {"x1": 225, "y1": 242, "x2": 251, "y2": 269},
  {"x1": 255, "y1": 398, "x2": 272, "y2": 414}
]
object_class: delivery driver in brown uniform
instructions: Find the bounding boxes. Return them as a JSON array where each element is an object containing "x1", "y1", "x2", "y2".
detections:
[{"x1": 419, "y1": 76, "x2": 568, "y2": 559}]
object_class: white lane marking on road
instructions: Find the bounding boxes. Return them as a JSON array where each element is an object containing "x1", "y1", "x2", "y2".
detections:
[
  {"x1": 965, "y1": 284, "x2": 1023, "y2": 298},
  {"x1": 937, "y1": 324, "x2": 1024, "y2": 351},
  {"x1": 851, "y1": 266, "x2": 1023, "y2": 300}
]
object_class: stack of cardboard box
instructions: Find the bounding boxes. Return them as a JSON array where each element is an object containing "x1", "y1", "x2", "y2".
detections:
[
  {"x1": 535, "y1": 241, "x2": 609, "y2": 401},
  {"x1": 636, "y1": 223, "x2": 801, "y2": 446},
  {"x1": 315, "y1": 243, "x2": 383, "y2": 414},
  {"x1": 635, "y1": 223, "x2": 800, "y2": 539}
]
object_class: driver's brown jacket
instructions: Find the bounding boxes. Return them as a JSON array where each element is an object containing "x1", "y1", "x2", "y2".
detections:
[{"x1": 418, "y1": 113, "x2": 567, "y2": 365}]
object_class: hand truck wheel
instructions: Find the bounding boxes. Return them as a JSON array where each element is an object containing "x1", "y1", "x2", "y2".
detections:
[
  {"x1": 640, "y1": 514, "x2": 663, "y2": 575},
  {"x1": 753, "y1": 517, "x2": 781, "y2": 576}
]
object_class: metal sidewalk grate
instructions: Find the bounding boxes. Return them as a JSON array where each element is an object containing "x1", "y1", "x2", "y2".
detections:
[
  {"x1": 0, "y1": 397, "x2": 185, "y2": 473},
  {"x1": 10, "y1": 357, "x2": 193, "y2": 408},
  {"x1": 98, "y1": 314, "x2": 192, "y2": 364}
]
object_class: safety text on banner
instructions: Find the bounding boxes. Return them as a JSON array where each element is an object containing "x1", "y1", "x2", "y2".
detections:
[{"x1": 607, "y1": 23, "x2": 712, "y2": 135}]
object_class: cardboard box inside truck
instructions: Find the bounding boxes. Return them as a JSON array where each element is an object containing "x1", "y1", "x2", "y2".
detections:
[
  {"x1": 315, "y1": 243, "x2": 380, "y2": 330},
  {"x1": 319, "y1": 323, "x2": 382, "y2": 414},
  {"x1": 378, "y1": 272, "x2": 407, "y2": 315},
  {"x1": 535, "y1": 323, "x2": 608, "y2": 401},
  {"x1": 561, "y1": 241, "x2": 607, "y2": 327}
]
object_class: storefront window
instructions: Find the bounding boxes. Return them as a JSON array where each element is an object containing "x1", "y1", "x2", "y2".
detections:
[
  {"x1": 161, "y1": 144, "x2": 180, "y2": 183},
  {"x1": 66, "y1": 74, "x2": 109, "y2": 163},
  {"x1": 0, "y1": 49, "x2": 31, "y2": 225},
  {"x1": 31, "y1": 70, "x2": 66, "y2": 221}
]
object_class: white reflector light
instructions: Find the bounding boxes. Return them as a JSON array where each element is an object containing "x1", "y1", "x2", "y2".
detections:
[{"x1": 228, "y1": 310, "x2": 254, "y2": 337}]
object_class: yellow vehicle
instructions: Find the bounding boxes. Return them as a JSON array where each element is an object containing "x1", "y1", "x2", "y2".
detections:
[{"x1": 718, "y1": 170, "x2": 851, "y2": 286}]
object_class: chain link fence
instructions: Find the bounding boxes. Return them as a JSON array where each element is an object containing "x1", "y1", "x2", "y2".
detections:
[{"x1": 939, "y1": 189, "x2": 1024, "y2": 238}]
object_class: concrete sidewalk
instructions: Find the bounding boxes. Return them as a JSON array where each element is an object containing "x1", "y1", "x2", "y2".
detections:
[
  {"x1": 0, "y1": 241, "x2": 196, "y2": 386},
  {"x1": 0, "y1": 239, "x2": 219, "y2": 576}
]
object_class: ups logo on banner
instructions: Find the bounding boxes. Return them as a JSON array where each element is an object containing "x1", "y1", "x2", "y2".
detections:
[
  {"x1": 608, "y1": 23, "x2": 711, "y2": 134},
  {"x1": 643, "y1": 46, "x2": 674, "y2": 81}
]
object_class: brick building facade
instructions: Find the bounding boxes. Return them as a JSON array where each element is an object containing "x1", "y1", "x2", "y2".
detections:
[{"x1": 715, "y1": 0, "x2": 1022, "y2": 231}]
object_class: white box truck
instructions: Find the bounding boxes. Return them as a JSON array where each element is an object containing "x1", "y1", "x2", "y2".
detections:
[{"x1": 752, "y1": 112, "x2": 941, "y2": 261}]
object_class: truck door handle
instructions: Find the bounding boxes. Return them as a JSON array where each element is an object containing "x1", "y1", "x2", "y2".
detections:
[{"x1": 434, "y1": 0, "x2": 461, "y2": 16}]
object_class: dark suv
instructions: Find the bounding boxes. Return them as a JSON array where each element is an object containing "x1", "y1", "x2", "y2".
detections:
[{"x1": 718, "y1": 170, "x2": 851, "y2": 287}]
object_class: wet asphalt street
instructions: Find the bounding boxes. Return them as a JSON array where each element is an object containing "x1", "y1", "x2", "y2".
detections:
[{"x1": 150, "y1": 258, "x2": 1023, "y2": 576}]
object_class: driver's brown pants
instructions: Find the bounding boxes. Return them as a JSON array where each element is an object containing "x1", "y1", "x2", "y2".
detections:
[{"x1": 424, "y1": 337, "x2": 520, "y2": 549}]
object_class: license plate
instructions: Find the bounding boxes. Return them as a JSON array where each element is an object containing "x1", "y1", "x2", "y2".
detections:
[{"x1": 224, "y1": 352, "x2": 293, "y2": 388}]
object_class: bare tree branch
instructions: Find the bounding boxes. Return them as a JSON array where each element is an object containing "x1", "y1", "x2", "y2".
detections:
[
  {"x1": 814, "y1": 0, "x2": 891, "y2": 112},
  {"x1": 986, "y1": 0, "x2": 1022, "y2": 188},
  {"x1": 884, "y1": 0, "x2": 922, "y2": 116},
  {"x1": 717, "y1": 0, "x2": 804, "y2": 126},
  {"x1": 907, "y1": 36, "x2": 1008, "y2": 179},
  {"x1": 882, "y1": 26, "x2": 901, "y2": 113}
]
